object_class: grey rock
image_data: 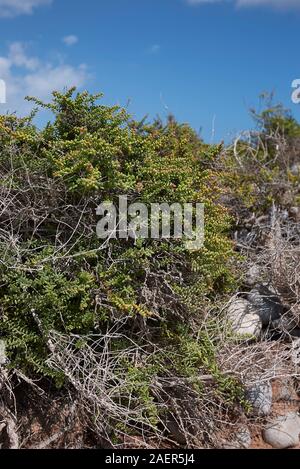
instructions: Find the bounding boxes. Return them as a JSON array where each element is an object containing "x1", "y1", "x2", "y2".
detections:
[
  {"x1": 248, "y1": 285, "x2": 283, "y2": 326},
  {"x1": 244, "y1": 264, "x2": 261, "y2": 287},
  {"x1": 263, "y1": 412, "x2": 300, "y2": 449},
  {"x1": 227, "y1": 299, "x2": 262, "y2": 339},
  {"x1": 245, "y1": 381, "x2": 273, "y2": 417}
]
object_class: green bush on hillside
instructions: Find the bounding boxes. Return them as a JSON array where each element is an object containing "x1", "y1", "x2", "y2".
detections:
[{"x1": 0, "y1": 89, "x2": 242, "y2": 439}]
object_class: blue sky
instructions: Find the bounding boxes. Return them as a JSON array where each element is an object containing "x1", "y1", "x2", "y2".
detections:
[{"x1": 0, "y1": 0, "x2": 299, "y2": 142}]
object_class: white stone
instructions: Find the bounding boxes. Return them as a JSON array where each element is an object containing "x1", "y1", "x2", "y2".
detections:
[
  {"x1": 263, "y1": 412, "x2": 300, "y2": 449},
  {"x1": 227, "y1": 299, "x2": 262, "y2": 339}
]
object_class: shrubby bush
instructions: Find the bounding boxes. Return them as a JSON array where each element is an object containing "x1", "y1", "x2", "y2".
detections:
[
  {"x1": 0, "y1": 89, "x2": 253, "y2": 443},
  {"x1": 2, "y1": 89, "x2": 300, "y2": 447},
  {"x1": 0, "y1": 89, "x2": 236, "y2": 372}
]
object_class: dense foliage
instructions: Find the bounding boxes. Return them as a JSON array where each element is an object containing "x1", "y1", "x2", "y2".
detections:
[
  {"x1": 0, "y1": 89, "x2": 237, "y2": 377},
  {"x1": 4, "y1": 90, "x2": 285, "y2": 444},
  {"x1": 2, "y1": 89, "x2": 300, "y2": 446}
]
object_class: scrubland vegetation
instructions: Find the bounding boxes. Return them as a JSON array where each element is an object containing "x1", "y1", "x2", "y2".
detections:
[{"x1": 0, "y1": 90, "x2": 300, "y2": 449}]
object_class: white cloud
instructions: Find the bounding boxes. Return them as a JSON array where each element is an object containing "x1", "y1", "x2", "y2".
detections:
[
  {"x1": 237, "y1": 0, "x2": 300, "y2": 6},
  {"x1": 147, "y1": 44, "x2": 161, "y2": 54},
  {"x1": 0, "y1": 42, "x2": 88, "y2": 115},
  {"x1": 0, "y1": 0, "x2": 52, "y2": 18},
  {"x1": 8, "y1": 42, "x2": 39, "y2": 70},
  {"x1": 63, "y1": 35, "x2": 79, "y2": 47},
  {"x1": 186, "y1": 0, "x2": 300, "y2": 9}
]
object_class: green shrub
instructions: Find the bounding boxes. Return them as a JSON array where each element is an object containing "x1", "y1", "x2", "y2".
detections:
[{"x1": 0, "y1": 90, "x2": 241, "y2": 438}]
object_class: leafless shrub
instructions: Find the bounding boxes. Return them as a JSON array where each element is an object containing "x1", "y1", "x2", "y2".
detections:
[
  {"x1": 217, "y1": 339, "x2": 297, "y2": 387},
  {"x1": 41, "y1": 316, "x2": 252, "y2": 448}
]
